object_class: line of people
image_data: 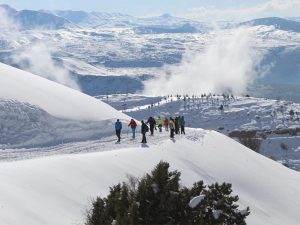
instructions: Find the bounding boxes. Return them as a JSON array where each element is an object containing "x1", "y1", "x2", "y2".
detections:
[{"x1": 114, "y1": 115, "x2": 185, "y2": 143}]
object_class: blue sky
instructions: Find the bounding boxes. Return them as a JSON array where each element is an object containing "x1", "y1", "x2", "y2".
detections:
[{"x1": 1, "y1": 0, "x2": 300, "y2": 20}]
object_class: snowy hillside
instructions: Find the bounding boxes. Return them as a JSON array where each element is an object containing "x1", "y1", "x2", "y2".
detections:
[
  {"x1": 0, "y1": 129, "x2": 299, "y2": 225},
  {"x1": 98, "y1": 94, "x2": 300, "y2": 170},
  {"x1": 0, "y1": 63, "x2": 130, "y2": 147}
]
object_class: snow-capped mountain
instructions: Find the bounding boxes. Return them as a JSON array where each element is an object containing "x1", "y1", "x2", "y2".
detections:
[
  {"x1": 1, "y1": 5, "x2": 300, "y2": 101},
  {"x1": 16, "y1": 10, "x2": 72, "y2": 30},
  {"x1": 51, "y1": 10, "x2": 136, "y2": 27},
  {"x1": 50, "y1": 10, "x2": 206, "y2": 31},
  {"x1": 240, "y1": 17, "x2": 300, "y2": 33},
  {"x1": 134, "y1": 13, "x2": 209, "y2": 32},
  {"x1": 0, "y1": 4, "x2": 72, "y2": 30}
]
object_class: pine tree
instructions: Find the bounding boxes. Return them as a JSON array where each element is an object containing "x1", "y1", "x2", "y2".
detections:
[
  {"x1": 135, "y1": 161, "x2": 181, "y2": 225},
  {"x1": 199, "y1": 183, "x2": 250, "y2": 225},
  {"x1": 86, "y1": 197, "x2": 106, "y2": 225},
  {"x1": 86, "y1": 161, "x2": 250, "y2": 225}
]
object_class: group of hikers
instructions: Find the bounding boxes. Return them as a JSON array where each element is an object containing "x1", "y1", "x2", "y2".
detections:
[{"x1": 114, "y1": 116, "x2": 186, "y2": 143}]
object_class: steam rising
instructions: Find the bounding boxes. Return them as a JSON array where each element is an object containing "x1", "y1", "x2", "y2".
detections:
[
  {"x1": 12, "y1": 43, "x2": 80, "y2": 90},
  {"x1": 0, "y1": 7, "x2": 80, "y2": 90},
  {"x1": 144, "y1": 28, "x2": 265, "y2": 95}
]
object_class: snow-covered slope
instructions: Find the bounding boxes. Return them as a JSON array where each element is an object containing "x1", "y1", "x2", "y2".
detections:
[
  {"x1": 0, "y1": 130, "x2": 299, "y2": 225},
  {"x1": 0, "y1": 63, "x2": 130, "y2": 147},
  {"x1": 0, "y1": 63, "x2": 128, "y2": 121}
]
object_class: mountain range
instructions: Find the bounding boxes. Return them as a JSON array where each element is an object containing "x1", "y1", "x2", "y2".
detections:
[
  {"x1": 2, "y1": 4, "x2": 300, "y2": 33},
  {"x1": 0, "y1": 4, "x2": 300, "y2": 101}
]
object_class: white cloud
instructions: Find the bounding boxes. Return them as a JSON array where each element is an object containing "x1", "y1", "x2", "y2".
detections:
[
  {"x1": 143, "y1": 28, "x2": 266, "y2": 96},
  {"x1": 181, "y1": 0, "x2": 300, "y2": 22}
]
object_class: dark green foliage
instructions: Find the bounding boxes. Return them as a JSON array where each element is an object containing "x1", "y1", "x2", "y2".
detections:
[{"x1": 86, "y1": 161, "x2": 250, "y2": 225}]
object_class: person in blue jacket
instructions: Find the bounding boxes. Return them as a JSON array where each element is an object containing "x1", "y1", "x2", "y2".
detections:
[
  {"x1": 115, "y1": 119, "x2": 122, "y2": 142},
  {"x1": 180, "y1": 116, "x2": 185, "y2": 135}
]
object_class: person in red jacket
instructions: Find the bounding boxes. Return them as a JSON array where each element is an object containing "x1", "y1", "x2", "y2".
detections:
[
  {"x1": 128, "y1": 119, "x2": 137, "y2": 139},
  {"x1": 164, "y1": 118, "x2": 169, "y2": 131}
]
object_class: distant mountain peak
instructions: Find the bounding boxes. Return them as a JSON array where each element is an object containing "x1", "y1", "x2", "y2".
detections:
[
  {"x1": 240, "y1": 17, "x2": 300, "y2": 33},
  {"x1": 0, "y1": 4, "x2": 17, "y2": 14},
  {"x1": 160, "y1": 13, "x2": 172, "y2": 18},
  {"x1": 0, "y1": 4, "x2": 73, "y2": 30}
]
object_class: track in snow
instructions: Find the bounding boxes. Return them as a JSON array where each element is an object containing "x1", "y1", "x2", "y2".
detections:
[{"x1": 0, "y1": 128, "x2": 204, "y2": 162}]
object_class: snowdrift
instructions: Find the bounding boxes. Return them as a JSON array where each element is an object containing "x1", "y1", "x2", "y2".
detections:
[
  {"x1": 0, "y1": 130, "x2": 299, "y2": 225},
  {"x1": 0, "y1": 63, "x2": 130, "y2": 147}
]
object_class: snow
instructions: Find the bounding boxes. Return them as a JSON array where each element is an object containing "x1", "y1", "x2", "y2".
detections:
[
  {"x1": 188, "y1": 195, "x2": 205, "y2": 208},
  {"x1": 125, "y1": 95, "x2": 300, "y2": 132},
  {"x1": 0, "y1": 12, "x2": 299, "y2": 225},
  {"x1": 151, "y1": 183, "x2": 159, "y2": 193},
  {"x1": 0, "y1": 63, "x2": 132, "y2": 148},
  {"x1": 212, "y1": 209, "x2": 223, "y2": 219},
  {"x1": 117, "y1": 94, "x2": 300, "y2": 170},
  {"x1": 0, "y1": 62, "x2": 129, "y2": 122},
  {"x1": 0, "y1": 130, "x2": 299, "y2": 225}
]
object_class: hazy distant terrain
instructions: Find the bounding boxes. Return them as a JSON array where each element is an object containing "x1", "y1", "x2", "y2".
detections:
[{"x1": 1, "y1": 5, "x2": 300, "y2": 100}]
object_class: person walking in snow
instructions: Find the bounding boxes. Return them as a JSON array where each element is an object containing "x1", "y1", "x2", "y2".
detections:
[
  {"x1": 164, "y1": 117, "x2": 169, "y2": 131},
  {"x1": 128, "y1": 118, "x2": 137, "y2": 139},
  {"x1": 180, "y1": 116, "x2": 186, "y2": 135},
  {"x1": 141, "y1": 120, "x2": 148, "y2": 143},
  {"x1": 146, "y1": 116, "x2": 156, "y2": 135},
  {"x1": 175, "y1": 116, "x2": 180, "y2": 134},
  {"x1": 219, "y1": 104, "x2": 224, "y2": 111},
  {"x1": 169, "y1": 117, "x2": 175, "y2": 139},
  {"x1": 157, "y1": 116, "x2": 163, "y2": 132},
  {"x1": 115, "y1": 119, "x2": 122, "y2": 142}
]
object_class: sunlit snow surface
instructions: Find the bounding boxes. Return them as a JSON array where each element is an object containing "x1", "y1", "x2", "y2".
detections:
[
  {"x1": 0, "y1": 129, "x2": 300, "y2": 225},
  {"x1": 0, "y1": 63, "x2": 130, "y2": 148},
  {"x1": 0, "y1": 64, "x2": 299, "y2": 225},
  {"x1": 99, "y1": 94, "x2": 300, "y2": 170}
]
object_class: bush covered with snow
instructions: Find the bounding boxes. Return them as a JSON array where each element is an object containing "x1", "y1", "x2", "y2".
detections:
[{"x1": 86, "y1": 161, "x2": 249, "y2": 225}]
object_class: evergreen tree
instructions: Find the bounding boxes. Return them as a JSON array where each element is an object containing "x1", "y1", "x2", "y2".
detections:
[
  {"x1": 86, "y1": 197, "x2": 106, "y2": 225},
  {"x1": 86, "y1": 161, "x2": 250, "y2": 225}
]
